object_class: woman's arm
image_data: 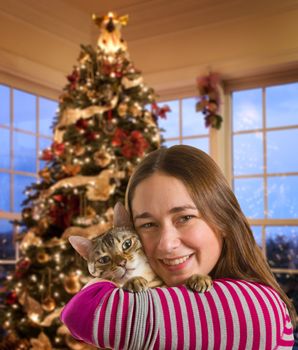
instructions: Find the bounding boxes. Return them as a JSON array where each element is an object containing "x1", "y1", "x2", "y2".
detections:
[{"x1": 61, "y1": 278, "x2": 294, "y2": 350}]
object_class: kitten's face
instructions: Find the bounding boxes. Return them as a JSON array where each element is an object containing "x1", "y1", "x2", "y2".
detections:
[{"x1": 88, "y1": 227, "x2": 144, "y2": 283}]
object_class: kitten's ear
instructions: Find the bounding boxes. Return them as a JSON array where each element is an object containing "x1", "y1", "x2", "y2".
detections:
[
  {"x1": 113, "y1": 202, "x2": 133, "y2": 228},
  {"x1": 68, "y1": 236, "x2": 92, "y2": 260}
]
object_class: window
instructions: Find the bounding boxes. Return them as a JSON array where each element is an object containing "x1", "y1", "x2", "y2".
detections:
[
  {"x1": 0, "y1": 84, "x2": 57, "y2": 276},
  {"x1": 231, "y1": 81, "x2": 298, "y2": 303},
  {"x1": 158, "y1": 97, "x2": 210, "y2": 153}
]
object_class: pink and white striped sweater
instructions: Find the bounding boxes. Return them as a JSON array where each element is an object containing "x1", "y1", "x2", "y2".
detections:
[{"x1": 61, "y1": 278, "x2": 294, "y2": 349}]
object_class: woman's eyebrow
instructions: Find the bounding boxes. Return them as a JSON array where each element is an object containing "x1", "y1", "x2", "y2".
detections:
[
  {"x1": 134, "y1": 205, "x2": 197, "y2": 221},
  {"x1": 134, "y1": 212, "x2": 152, "y2": 221}
]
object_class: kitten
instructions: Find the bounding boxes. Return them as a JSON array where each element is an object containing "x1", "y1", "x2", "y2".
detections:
[{"x1": 69, "y1": 202, "x2": 212, "y2": 293}]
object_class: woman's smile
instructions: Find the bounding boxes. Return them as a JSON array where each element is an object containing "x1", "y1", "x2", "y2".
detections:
[{"x1": 160, "y1": 253, "x2": 194, "y2": 271}]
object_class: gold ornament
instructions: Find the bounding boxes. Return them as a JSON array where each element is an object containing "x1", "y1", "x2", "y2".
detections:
[
  {"x1": 30, "y1": 332, "x2": 52, "y2": 350},
  {"x1": 19, "y1": 291, "x2": 44, "y2": 323},
  {"x1": 87, "y1": 89, "x2": 97, "y2": 100},
  {"x1": 62, "y1": 164, "x2": 82, "y2": 176},
  {"x1": 64, "y1": 273, "x2": 81, "y2": 294},
  {"x1": 38, "y1": 217, "x2": 50, "y2": 231},
  {"x1": 41, "y1": 297, "x2": 56, "y2": 312},
  {"x1": 38, "y1": 168, "x2": 52, "y2": 183},
  {"x1": 74, "y1": 144, "x2": 85, "y2": 156},
  {"x1": 36, "y1": 252, "x2": 50, "y2": 264},
  {"x1": 20, "y1": 231, "x2": 42, "y2": 251},
  {"x1": 117, "y1": 102, "x2": 128, "y2": 117},
  {"x1": 93, "y1": 150, "x2": 112, "y2": 167},
  {"x1": 86, "y1": 206, "x2": 97, "y2": 219},
  {"x1": 144, "y1": 111, "x2": 156, "y2": 126},
  {"x1": 44, "y1": 237, "x2": 64, "y2": 248},
  {"x1": 130, "y1": 103, "x2": 142, "y2": 117}
]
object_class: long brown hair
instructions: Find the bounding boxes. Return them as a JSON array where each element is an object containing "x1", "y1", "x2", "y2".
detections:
[{"x1": 125, "y1": 145, "x2": 296, "y2": 327}]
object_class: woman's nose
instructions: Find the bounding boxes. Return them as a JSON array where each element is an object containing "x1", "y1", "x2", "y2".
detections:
[{"x1": 156, "y1": 226, "x2": 180, "y2": 254}]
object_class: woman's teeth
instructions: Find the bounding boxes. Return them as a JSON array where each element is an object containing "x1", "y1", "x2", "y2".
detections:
[{"x1": 162, "y1": 255, "x2": 190, "y2": 266}]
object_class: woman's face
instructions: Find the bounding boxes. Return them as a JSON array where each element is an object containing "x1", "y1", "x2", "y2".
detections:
[{"x1": 131, "y1": 172, "x2": 223, "y2": 286}]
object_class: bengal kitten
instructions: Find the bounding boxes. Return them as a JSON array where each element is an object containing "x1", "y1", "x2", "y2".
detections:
[{"x1": 69, "y1": 202, "x2": 212, "y2": 293}]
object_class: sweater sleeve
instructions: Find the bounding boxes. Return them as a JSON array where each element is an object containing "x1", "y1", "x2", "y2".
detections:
[{"x1": 60, "y1": 278, "x2": 294, "y2": 350}]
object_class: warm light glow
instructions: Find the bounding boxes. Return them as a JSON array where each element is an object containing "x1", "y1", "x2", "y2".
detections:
[
  {"x1": 29, "y1": 312, "x2": 40, "y2": 323},
  {"x1": 54, "y1": 253, "x2": 61, "y2": 262}
]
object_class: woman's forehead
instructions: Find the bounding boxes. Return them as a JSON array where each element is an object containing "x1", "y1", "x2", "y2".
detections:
[{"x1": 131, "y1": 173, "x2": 195, "y2": 213}]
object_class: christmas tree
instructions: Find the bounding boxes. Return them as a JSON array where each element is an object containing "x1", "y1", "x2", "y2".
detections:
[{"x1": 0, "y1": 12, "x2": 168, "y2": 349}]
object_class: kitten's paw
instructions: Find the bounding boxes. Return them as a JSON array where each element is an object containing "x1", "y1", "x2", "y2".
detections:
[
  {"x1": 186, "y1": 274, "x2": 212, "y2": 293},
  {"x1": 123, "y1": 276, "x2": 149, "y2": 292}
]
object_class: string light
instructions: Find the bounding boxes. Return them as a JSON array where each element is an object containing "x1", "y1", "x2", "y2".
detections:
[
  {"x1": 54, "y1": 253, "x2": 61, "y2": 262},
  {"x1": 28, "y1": 312, "x2": 40, "y2": 323},
  {"x1": 55, "y1": 337, "x2": 61, "y2": 343},
  {"x1": 30, "y1": 275, "x2": 37, "y2": 282}
]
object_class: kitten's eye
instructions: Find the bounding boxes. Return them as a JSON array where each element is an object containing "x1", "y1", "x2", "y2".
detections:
[
  {"x1": 98, "y1": 256, "x2": 110, "y2": 264},
  {"x1": 122, "y1": 239, "x2": 132, "y2": 251}
]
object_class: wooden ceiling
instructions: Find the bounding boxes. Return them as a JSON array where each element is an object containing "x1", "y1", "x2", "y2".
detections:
[{"x1": 1, "y1": 0, "x2": 298, "y2": 94}]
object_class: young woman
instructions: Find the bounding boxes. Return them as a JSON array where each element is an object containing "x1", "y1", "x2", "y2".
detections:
[{"x1": 61, "y1": 145, "x2": 296, "y2": 349}]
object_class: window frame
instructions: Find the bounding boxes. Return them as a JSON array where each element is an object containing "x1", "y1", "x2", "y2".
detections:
[
  {"x1": 224, "y1": 71, "x2": 298, "y2": 275},
  {"x1": 0, "y1": 76, "x2": 59, "y2": 266}
]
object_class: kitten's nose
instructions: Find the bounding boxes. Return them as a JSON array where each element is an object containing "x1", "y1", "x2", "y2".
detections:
[{"x1": 115, "y1": 255, "x2": 126, "y2": 267}]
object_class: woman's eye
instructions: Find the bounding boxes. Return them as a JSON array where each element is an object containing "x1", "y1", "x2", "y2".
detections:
[
  {"x1": 98, "y1": 256, "x2": 110, "y2": 264},
  {"x1": 179, "y1": 215, "x2": 194, "y2": 223},
  {"x1": 122, "y1": 238, "x2": 132, "y2": 251},
  {"x1": 140, "y1": 222, "x2": 154, "y2": 229}
]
